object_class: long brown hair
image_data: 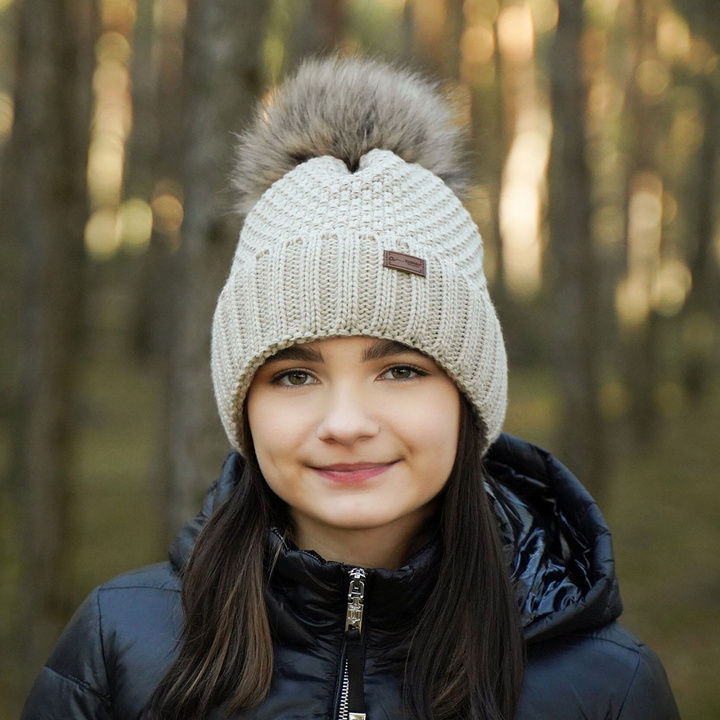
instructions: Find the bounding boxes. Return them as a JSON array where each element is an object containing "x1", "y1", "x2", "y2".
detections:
[
  {"x1": 148, "y1": 397, "x2": 525, "y2": 719},
  {"x1": 404, "y1": 399, "x2": 525, "y2": 719}
]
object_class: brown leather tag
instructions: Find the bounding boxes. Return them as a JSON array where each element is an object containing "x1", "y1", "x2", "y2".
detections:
[{"x1": 383, "y1": 250, "x2": 427, "y2": 277}]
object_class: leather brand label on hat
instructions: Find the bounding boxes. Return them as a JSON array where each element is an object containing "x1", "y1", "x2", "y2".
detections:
[{"x1": 383, "y1": 250, "x2": 427, "y2": 277}]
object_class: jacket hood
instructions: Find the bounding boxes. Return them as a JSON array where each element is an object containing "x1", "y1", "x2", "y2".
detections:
[
  {"x1": 484, "y1": 434, "x2": 622, "y2": 642},
  {"x1": 169, "y1": 433, "x2": 622, "y2": 645}
]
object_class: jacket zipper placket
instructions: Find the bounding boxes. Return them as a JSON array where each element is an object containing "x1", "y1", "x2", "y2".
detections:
[{"x1": 337, "y1": 567, "x2": 367, "y2": 720}]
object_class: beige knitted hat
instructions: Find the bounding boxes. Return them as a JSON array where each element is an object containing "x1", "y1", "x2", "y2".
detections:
[{"x1": 211, "y1": 57, "x2": 507, "y2": 456}]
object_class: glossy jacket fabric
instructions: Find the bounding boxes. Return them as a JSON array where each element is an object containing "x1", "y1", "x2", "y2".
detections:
[{"x1": 21, "y1": 434, "x2": 681, "y2": 720}]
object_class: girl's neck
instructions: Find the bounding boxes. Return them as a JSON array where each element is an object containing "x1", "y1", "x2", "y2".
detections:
[{"x1": 291, "y1": 513, "x2": 437, "y2": 570}]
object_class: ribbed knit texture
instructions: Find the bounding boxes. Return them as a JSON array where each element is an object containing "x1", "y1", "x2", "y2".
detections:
[{"x1": 211, "y1": 149, "x2": 507, "y2": 455}]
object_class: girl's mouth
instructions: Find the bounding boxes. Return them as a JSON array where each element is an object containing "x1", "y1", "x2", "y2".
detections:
[{"x1": 312, "y1": 462, "x2": 397, "y2": 483}]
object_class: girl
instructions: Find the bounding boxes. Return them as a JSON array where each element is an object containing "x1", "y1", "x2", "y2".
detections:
[{"x1": 22, "y1": 56, "x2": 680, "y2": 720}]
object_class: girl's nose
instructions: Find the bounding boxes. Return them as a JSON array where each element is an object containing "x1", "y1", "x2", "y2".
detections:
[{"x1": 315, "y1": 386, "x2": 380, "y2": 446}]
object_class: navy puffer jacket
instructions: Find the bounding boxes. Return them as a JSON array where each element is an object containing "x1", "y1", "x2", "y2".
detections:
[{"x1": 21, "y1": 434, "x2": 681, "y2": 719}]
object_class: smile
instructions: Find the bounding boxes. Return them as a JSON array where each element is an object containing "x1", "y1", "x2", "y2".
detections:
[{"x1": 312, "y1": 461, "x2": 398, "y2": 484}]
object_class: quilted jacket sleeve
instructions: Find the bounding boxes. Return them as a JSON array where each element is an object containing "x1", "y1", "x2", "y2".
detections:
[
  {"x1": 618, "y1": 642, "x2": 680, "y2": 720},
  {"x1": 21, "y1": 588, "x2": 113, "y2": 720}
]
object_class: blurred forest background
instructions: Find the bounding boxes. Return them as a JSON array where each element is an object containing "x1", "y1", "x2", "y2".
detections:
[{"x1": 0, "y1": 0, "x2": 718, "y2": 716}]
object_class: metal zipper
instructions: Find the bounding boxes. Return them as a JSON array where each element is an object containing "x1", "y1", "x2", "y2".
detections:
[
  {"x1": 337, "y1": 660, "x2": 350, "y2": 720},
  {"x1": 337, "y1": 568, "x2": 367, "y2": 720},
  {"x1": 345, "y1": 567, "x2": 366, "y2": 634}
]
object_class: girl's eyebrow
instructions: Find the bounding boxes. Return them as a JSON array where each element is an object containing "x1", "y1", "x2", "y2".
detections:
[
  {"x1": 266, "y1": 345, "x2": 323, "y2": 363},
  {"x1": 265, "y1": 339, "x2": 418, "y2": 365},
  {"x1": 361, "y1": 339, "x2": 417, "y2": 362}
]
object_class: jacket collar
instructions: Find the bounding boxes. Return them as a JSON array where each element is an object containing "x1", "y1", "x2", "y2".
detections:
[{"x1": 265, "y1": 528, "x2": 441, "y2": 641}]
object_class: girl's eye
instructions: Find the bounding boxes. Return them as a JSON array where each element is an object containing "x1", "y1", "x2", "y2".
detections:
[
  {"x1": 273, "y1": 370, "x2": 315, "y2": 387},
  {"x1": 382, "y1": 365, "x2": 428, "y2": 381}
]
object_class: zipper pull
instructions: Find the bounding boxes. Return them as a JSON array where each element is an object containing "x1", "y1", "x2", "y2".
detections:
[
  {"x1": 345, "y1": 568, "x2": 366, "y2": 634},
  {"x1": 343, "y1": 568, "x2": 367, "y2": 720}
]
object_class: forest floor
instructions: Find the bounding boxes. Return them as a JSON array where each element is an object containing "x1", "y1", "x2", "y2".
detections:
[{"x1": 1, "y1": 354, "x2": 719, "y2": 718}]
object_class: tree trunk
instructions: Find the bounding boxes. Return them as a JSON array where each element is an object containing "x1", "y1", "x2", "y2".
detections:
[
  {"x1": 284, "y1": 0, "x2": 346, "y2": 71},
  {"x1": 682, "y1": 70, "x2": 720, "y2": 399},
  {"x1": 621, "y1": 0, "x2": 664, "y2": 445},
  {"x1": 412, "y1": 0, "x2": 460, "y2": 78},
  {"x1": 548, "y1": 0, "x2": 606, "y2": 500},
  {"x1": 165, "y1": 0, "x2": 269, "y2": 539},
  {"x1": 125, "y1": 0, "x2": 163, "y2": 361},
  {"x1": 398, "y1": 0, "x2": 415, "y2": 62},
  {"x1": 469, "y1": 24, "x2": 509, "y2": 310},
  {"x1": 443, "y1": 0, "x2": 464, "y2": 79},
  {"x1": 124, "y1": 0, "x2": 157, "y2": 205},
  {"x1": 10, "y1": 0, "x2": 98, "y2": 686}
]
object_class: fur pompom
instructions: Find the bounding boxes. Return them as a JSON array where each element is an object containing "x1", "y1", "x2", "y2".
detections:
[{"x1": 233, "y1": 55, "x2": 469, "y2": 214}]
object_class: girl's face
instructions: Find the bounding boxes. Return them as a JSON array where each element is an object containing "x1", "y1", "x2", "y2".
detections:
[{"x1": 246, "y1": 336, "x2": 460, "y2": 558}]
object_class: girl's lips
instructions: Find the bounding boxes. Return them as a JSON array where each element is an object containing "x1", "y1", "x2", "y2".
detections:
[{"x1": 312, "y1": 462, "x2": 397, "y2": 484}]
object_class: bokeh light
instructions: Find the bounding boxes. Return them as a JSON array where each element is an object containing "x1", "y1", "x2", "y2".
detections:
[
  {"x1": 528, "y1": 0, "x2": 558, "y2": 35},
  {"x1": 628, "y1": 173, "x2": 663, "y2": 265},
  {"x1": 616, "y1": 274, "x2": 650, "y2": 328},
  {"x1": 85, "y1": 207, "x2": 121, "y2": 260},
  {"x1": 656, "y1": 9, "x2": 691, "y2": 64},
  {"x1": 497, "y1": 4, "x2": 535, "y2": 65},
  {"x1": 461, "y1": 22, "x2": 495, "y2": 66},
  {"x1": 500, "y1": 129, "x2": 550, "y2": 298},
  {"x1": 101, "y1": 0, "x2": 136, "y2": 32},
  {"x1": 651, "y1": 259, "x2": 692, "y2": 317},
  {"x1": 463, "y1": 0, "x2": 500, "y2": 25},
  {"x1": 0, "y1": 92, "x2": 13, "y2": 139},
  {"x1": 153, "y1": 0, "x2": 187, "y2": 31},
  {"x1": 119, "y1": 198, "x2": 153, "y2": 251},
  {"x1": 636, "y1": 59, "x2": 671, "y2": 98},
  {"x1": 96, "y1": 31, "x2": 131, "y2": 64},
  {"x1": 152, "y1": 192, "x2": 184, "y2": 236},
  {"x1": 87, "y1": 135, "x2": 126, "y2": 208},
  {"x1": 585, "y1": 0, "x2": 620, "y2": 26}
]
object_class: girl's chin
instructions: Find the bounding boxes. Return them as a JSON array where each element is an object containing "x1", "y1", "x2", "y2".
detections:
[{"x1": 300, "y1": 509, "x2": 422, "y2": 537}]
